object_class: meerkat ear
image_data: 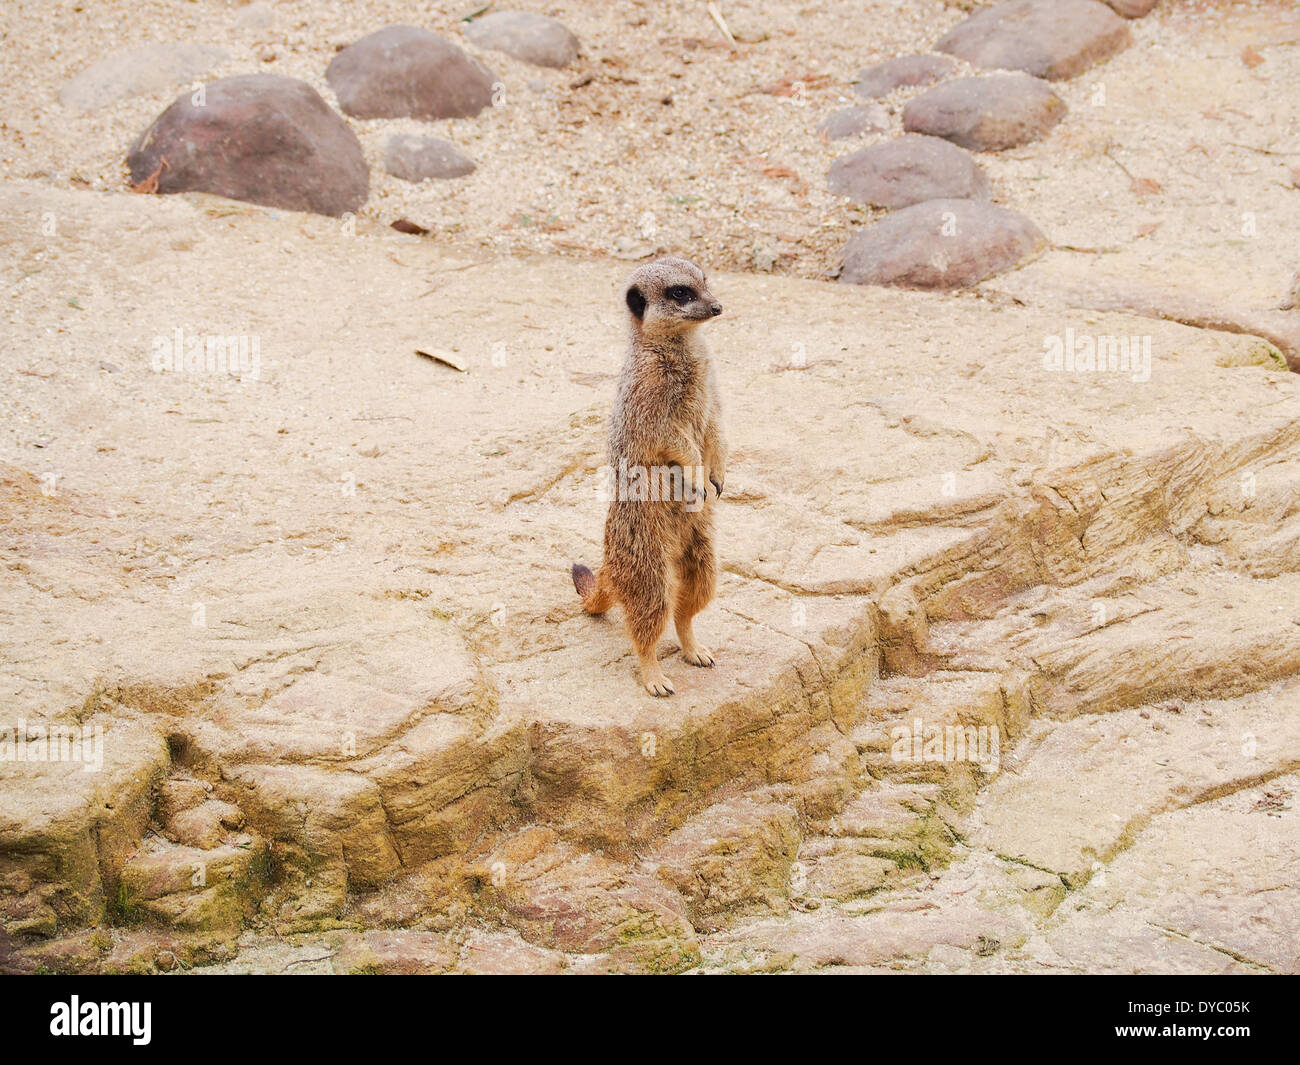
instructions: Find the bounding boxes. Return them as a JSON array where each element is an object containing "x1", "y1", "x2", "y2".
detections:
[{"x1": 625, "y1": 285, "x2": 647, "y2": 320}]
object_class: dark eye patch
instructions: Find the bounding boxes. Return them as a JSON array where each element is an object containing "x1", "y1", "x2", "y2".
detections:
[{"x1": 667, "y1": 285, "x2": 696, "y2": 304}]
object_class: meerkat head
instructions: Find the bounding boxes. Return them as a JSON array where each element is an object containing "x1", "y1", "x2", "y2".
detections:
[{"x1": 623, "y1": 257, "x2": 723, "y2": 338}]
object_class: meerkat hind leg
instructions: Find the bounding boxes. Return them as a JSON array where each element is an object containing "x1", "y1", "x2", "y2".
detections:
[
  {"x1": 637, "y1": 644, "x2": 675, "y2": 697},
  {"x1": 674, "y1": 529, "x2": 717, "y2": 667},
  {"x1": 622, "y1": 578, "x2": 675, "y2": 696}
]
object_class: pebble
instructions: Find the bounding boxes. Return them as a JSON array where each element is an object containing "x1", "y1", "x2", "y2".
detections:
[
  {"x1": 852, "y1": 54, "x2": 956, "y2": 100},
  {"x1": 818, "y1": 103, "x2": 890, "y2": 140},
  {"x1": 385, "y1": 135, "x2": 476, "y2": 183}
]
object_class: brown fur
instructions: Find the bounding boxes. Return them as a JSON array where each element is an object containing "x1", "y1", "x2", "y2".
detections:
[{"x1": 571, "y1": 257, "x2": 727, "y2": 696}]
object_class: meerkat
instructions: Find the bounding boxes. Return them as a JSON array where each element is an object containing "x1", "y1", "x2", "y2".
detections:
[{"x1": 571, "y1": 257, "x2": 727, "y2": 696}]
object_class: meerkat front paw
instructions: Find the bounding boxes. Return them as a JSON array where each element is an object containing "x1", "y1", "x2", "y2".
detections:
[{"x1": 678, "y1": 465, "x2": 706, "y2": 507}]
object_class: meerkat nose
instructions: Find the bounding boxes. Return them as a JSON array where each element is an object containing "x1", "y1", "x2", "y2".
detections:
[{"x1": 708, "y1": 302, "x2": 723, "y2": 316}]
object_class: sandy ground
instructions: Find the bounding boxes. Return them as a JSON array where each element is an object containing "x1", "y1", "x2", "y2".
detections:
[{"x1": 1, "y1": 0, "x2": 1297, "y2": 297}]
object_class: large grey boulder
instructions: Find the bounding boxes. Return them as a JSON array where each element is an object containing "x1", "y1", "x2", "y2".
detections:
[
  {"x1": 327, "y1": 25, "x2": 496, "y2": 120},
  {"x1": 902, "y1": 74, "x2": 1066, "y2": 152},
  {"x1": 60, "y1": 43, "x2": 228, "y2": 112},
  {"x1": 828, "y1": 135, "x2": 990, "y2": 209},
  {"x1": 462, "y1": 11, "x2": 580, "y2": 69},
  {"x1": 936, "y1": 0, "x2": 1131, "y2": 81},
  {"x1": 126, "y1": 75, "x2": 369, "y2": 217},
  {"x1": 838, "y1": 198, "x2": 1046, "y2": 289}
]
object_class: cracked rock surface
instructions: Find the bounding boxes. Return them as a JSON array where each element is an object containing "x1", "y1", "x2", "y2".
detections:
[{"x1": 2, "y1": 170, "x2": 1298, "y2": 971}]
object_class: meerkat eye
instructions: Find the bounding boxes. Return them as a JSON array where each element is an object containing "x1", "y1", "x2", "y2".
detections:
[{"x1": 667, "y1": 286, "x2": 696, "y2": 304}]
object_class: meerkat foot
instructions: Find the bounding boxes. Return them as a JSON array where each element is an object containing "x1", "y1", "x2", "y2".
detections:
[
  {"x1": 682, "y1": 645, "x2": 715, "y2": 667},
  {"x1": 643, "y1": 670, "x2": 676, "y2": 697}
]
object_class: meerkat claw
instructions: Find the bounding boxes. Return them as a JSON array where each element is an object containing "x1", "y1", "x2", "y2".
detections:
[
  {"x1": 684, "y1": 647, "x2": 715, "y2": 667},
  {"x1": 710, "y1": 477, "x2": 723, "y2": 498},
  {"x1": 646, "y1": 677, "x2": 676, "y2": 697}
]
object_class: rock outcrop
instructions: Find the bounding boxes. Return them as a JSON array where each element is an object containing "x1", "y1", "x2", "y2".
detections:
[{"x1": 3, "y1": 183, "x2": 1298, "y2": 974}]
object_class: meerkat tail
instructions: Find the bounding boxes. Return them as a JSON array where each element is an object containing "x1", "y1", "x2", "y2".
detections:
[{"x1": 572, "y1": 563, "x2": 615, "y2": 614}]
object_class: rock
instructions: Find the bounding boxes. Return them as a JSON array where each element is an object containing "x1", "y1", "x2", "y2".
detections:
[
  {"x1": 5, "y1": 930, "x2": 104, "y2": 974},
  {"x1": 384, "y1": 135, "x2": 476, "y2": 183},
  {"x1": 100, "y1": 930, "x2": 185, "y2": 974},
  {"x1": 472, "y1": 827, "x2": 700, "y2": 972},
  {"x1": 59, "y1": 43, "x2": 228, "y2": 112},
  {"x1": 838, "y1": 198, "x2": 1046, "y2": 289},
  {"x1": 852, "y1": 54, "x2": 956, "y2": 100},
  {"x1": 936, "y1": 0, "x2": 1131, "y2": 81},
  {"x1": 0, "y1": 719, "x2": 168, "y2": 940},
  {"x1": 462, "y1": 11, "x2": 580, "y2": 69},
  {"x1": 801, "y1": 844, "x2": 898, "y2": 900},
  {"x1": 222, "y1": 763, "x2": 402, "y2": 924},
  {"x1": 817, "y1": 103, "x2": 890, "y2": 140},
  {"x1": 649, "y1": 794, "x2": 801, "y2": 931},
  {"x1": 157, "y1": 778, "x2": 208, "y2": 824},
  {"x1": 116, "y1": 837, "x2": 269, "y2": 933},
  {"x1": 770, "y1": 723, "x2": 866, "y2": 827},
  {"x1": 751, "y1": 245, "x2": 779, "y2": 273},
  {"x1": 903, "y1": 74, "x2": 1066, "y2": 152},
  {"x1": 732, "y1": 23, "x2": 770, "y2": 45},
  {"x1": 126, "y1": 75, "x2": 368, "y2": 217},
  {"x1": 827, "y1": 134, "x2": 991, "y2": 209},
  {"x1": 1043, "y1": 776, "x2": 1300, "y2": 973},
  {"x1": 904, "y1": 75, "x2": 1066, "y2": 152},
  {"x1": 705, "y1": 852, "x2": 1039, "y2": 972},
  {"x1": 1105, "y1": 0, "x2": 1159, "y2": 15},
  {"x1": 455, "y1": 929, "x2": 571, "y2": 974},
  {"x1": 234, "y1": 2, "x2": 275, "y2": 33},
  {"x1": 327, "y1": 25, "x2": 496, "y2": 119},
  {"x1": 332, "y1": 930, "x2": 457, "y2": 974},
  {"x1": 7, "y1": 179, "x2": 1300, "y2": 975},
  {"x1": 164, "y1": 800, "x2": 243, "y2": 849}
]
